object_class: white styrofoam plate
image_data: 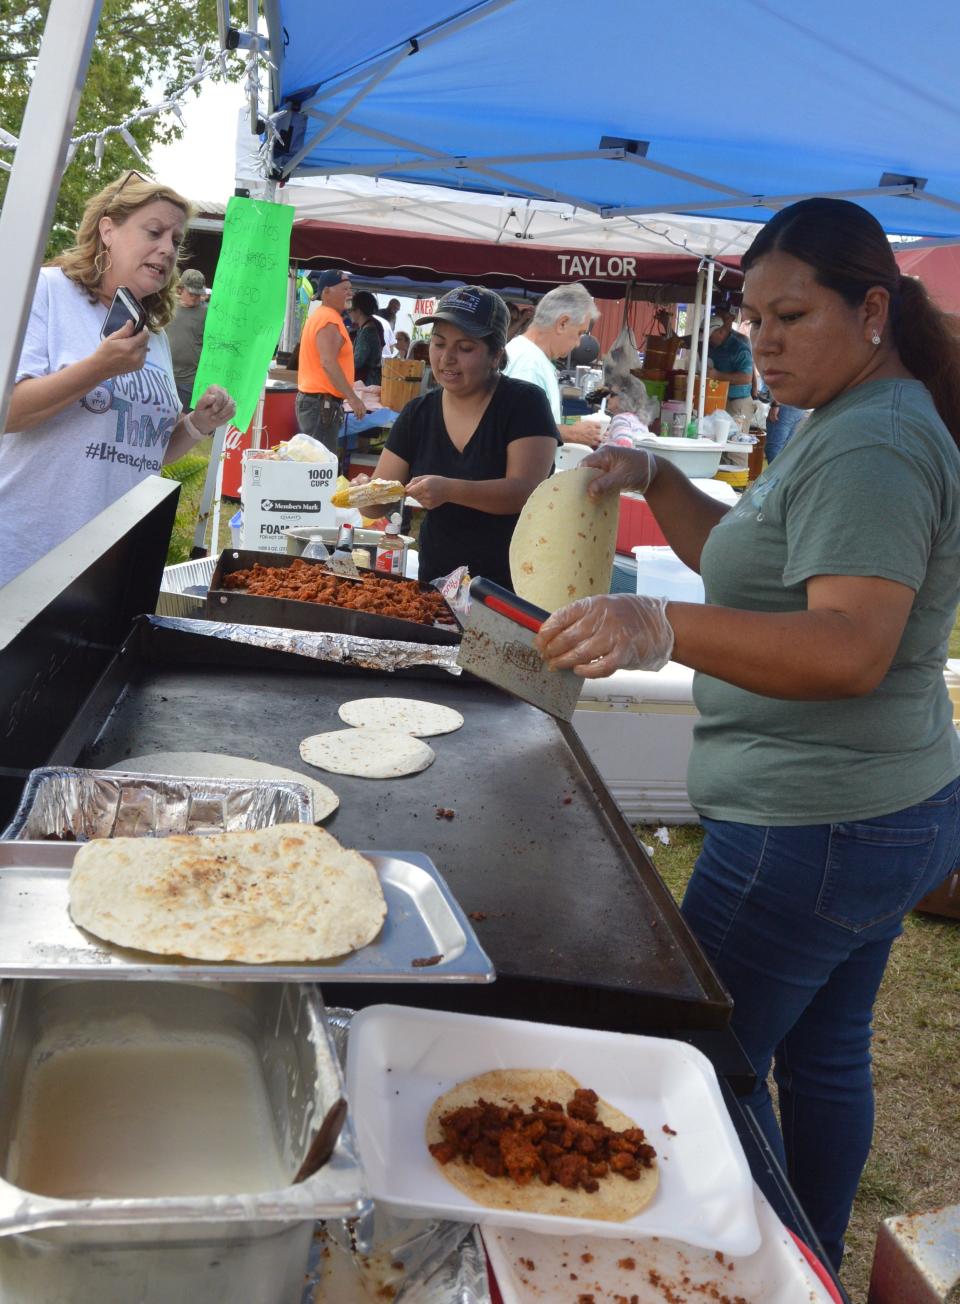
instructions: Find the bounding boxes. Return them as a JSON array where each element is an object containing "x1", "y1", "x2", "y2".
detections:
[
  {"x1": 345, "y1": 1005, "x2": 762, "y2": 1255},
  {"x1": 483, "y1": 1184, "x2": 840, "y2": 1303}
]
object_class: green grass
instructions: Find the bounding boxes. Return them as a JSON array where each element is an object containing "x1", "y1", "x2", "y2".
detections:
[
  {"x1": 162, "y1": 439, "x2": 235, "y2": 562},
  {"x1": 636, "y1": 822, "x2": 960, "y2": 1304}
]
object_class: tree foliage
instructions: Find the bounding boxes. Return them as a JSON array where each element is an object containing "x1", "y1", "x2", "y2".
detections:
[{"x1": 0, "y1": 0, "x2": 222, "y2": 256}]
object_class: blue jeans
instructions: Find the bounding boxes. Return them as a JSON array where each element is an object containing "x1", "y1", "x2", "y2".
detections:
[
  {"x1": 680, "y1": 776, "x2": 960, "y2": 1270},
  {"x1": 764, "y1": 403, "x2": 806, "y2": 460}
]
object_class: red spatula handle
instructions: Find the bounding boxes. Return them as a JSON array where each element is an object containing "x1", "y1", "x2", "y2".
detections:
[{"x1": 469, "y1": 577, "x2": 549, "y2": 634}]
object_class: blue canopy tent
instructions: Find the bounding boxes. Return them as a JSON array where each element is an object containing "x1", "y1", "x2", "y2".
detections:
[{"x1": 261, "y1": 0, "x2": 960, "y2": 239}]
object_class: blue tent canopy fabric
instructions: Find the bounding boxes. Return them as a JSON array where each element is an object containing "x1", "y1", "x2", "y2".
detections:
[{"x1": 264, "y1": 0, "x2": 960, "y2": 238}]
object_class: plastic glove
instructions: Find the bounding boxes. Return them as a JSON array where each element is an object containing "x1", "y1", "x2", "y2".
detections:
[
  {"x1": 581, "y1": 444, "x2": 657, "y2": 500},
  {"x1": 535, "y1": 594, "x2": 675, "y2": 678}
]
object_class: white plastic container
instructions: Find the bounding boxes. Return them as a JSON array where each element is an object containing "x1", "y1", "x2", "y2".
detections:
[
  {"x1": 573, "y1": 663, "x2": 699, "y2": 824},
  {"x1": 346, "y1": 1004, "x2": 761, "y2": 1254},
  {"x1": 632, "y1": 545, "x2": 705, "y2": 604},
  {"x1": 640, "y1": 436, "x2": 726, "y2": 478},
  {"x1": 554, "y1": 442, "x2": 593, "y2": 472}
]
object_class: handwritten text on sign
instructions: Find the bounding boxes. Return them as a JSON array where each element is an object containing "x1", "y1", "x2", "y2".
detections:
[{"x1": 191, "y1": 197, "x2": 294, "y2": 429}]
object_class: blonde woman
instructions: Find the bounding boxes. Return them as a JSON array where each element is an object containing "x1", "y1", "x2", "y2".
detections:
[{"x1": 0, "y1": 170, "x2": 235, "y2": 587}]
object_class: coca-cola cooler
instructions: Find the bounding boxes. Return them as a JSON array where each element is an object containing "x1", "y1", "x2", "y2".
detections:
[{"x1": 221, "y1": 382, "x2": 299, "y2": 498}]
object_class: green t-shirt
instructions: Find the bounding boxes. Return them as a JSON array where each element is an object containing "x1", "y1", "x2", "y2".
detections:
[{"x1": 688, "y1": 379, "x2": 960, "y2": 825}]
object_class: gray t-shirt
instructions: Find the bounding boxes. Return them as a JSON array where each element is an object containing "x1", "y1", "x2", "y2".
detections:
[
  {"x1": 0, "y1": 267, "x2": 180, "y2": 588},
  {"x1": 165, "y1": 299, "x2": 207, "y2": 394},
  {"x1": 689, "y1": 379, "x2": 960, "y2": 825}
]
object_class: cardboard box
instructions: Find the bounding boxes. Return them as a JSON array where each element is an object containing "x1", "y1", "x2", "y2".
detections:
[{"x1": 240, "y1": 450, "x2": 337, "y2": 553}]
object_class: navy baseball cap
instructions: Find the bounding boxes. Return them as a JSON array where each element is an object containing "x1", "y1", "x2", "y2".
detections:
[
  {"x1": 310, "y1": 268, "x2": 350, "y2": 294},
  {"x1": 416, "y1": 286, "x2": 510, "y2": 347}
]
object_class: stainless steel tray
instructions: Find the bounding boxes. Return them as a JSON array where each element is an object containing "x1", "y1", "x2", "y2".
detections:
[
  {"x1": 2, "y1": 766, "x2": 315, "y2": 841},
  {"x1": 0, "y1": 843, "x2": 496, "y2": 983}
]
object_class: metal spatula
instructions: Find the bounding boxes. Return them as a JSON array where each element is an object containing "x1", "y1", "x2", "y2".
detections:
[{"x1": 456, "y1": 577, "x2": 582, "y2": 720}]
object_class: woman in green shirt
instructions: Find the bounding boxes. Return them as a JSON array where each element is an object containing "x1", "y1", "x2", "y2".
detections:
[{"x1": 536, "y1": 198, "x2": 960, "y2": 1272}]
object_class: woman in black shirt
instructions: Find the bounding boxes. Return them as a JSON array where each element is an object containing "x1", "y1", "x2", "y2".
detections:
[
  {"x1": 369, "y1": 287, "x2": 559, "y2": 588},
  {"x1": 350, "y1": 290, "x2": 386, "y2": 385}
]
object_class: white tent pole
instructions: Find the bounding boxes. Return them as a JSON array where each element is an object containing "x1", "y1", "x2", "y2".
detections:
[
  {"x1": 250, "y1": 389, "x2": 265, "y2": 451},
  {"x1": 208, "y1": 424, "x2": 230, "y2": 558},
  {"x1": 0, "y1": 0, "x2": 104, "y2": 434},
  {"x1": 683, "y1": 266, "x2": 706, "y2": 428},
  {"x1": 191, "y1": 422, "x2": 231, "y2": 557},
  {"x1": 697, "y1": 258, "x2": 716, "y2": 425}
]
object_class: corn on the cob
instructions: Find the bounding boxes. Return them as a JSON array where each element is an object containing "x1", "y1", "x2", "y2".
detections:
[{"x1": 330, "y1": 479, "x2": 406, "y2": 508}]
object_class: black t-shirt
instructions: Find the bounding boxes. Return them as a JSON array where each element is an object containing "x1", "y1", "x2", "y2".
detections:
[{"x1": 386, "y1": 375, "x2": 558, "y2": 587}]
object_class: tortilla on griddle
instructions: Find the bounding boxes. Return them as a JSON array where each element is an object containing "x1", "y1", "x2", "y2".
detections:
[
  {"x1": 426, "y1": 1068, "x2": 658, "y2": 1221},
  {"x1": 337, "y1": 697, "x2": 464, "y2": 737},
  {"x1": 68, "y1": 823, "x2": 386, "y2": 963},
  {"x1": 300, "y1": 728, "x2": 435, "y2": 778},
  {"x1": 509, "y1": 468, "x2": 618, "y2": 613}
]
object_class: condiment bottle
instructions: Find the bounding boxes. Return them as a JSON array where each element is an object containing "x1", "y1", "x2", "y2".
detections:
[
  {"x1": 374, "y1": 514, "x2": 406, "y2": 575},
  {"x1": 334, "y1": 522, "x2": 355, "y2": 556}
]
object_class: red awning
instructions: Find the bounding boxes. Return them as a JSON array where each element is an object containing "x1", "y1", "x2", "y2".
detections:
[
  {"x1": 896, "y1": 245, "x2": 960, "y2": 315},
  {"x1": 289, "y1": 220, "x2": 741, "y2": 301}
]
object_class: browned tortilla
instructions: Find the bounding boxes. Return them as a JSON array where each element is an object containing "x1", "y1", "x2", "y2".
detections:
[{"x1": 426, "y1": 1069, "x2": 659, "y2": 1221}]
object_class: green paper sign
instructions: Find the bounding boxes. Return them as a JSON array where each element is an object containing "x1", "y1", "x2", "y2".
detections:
[{"x1": 190, "y1": 196, "x2": 294, "y2": 429}]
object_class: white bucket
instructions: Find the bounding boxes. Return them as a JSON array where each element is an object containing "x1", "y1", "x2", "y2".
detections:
[{"x1": 632, "y1": 546, "x2": 705, "y2": 604}]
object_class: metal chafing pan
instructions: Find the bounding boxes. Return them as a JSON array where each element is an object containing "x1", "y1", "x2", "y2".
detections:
[
  {"x1": 0, "y1": 843, "x2": 495, "y2": 983},
  {"x1": 1, "y1": 766, "x2": 314, "y2": 841},
  {"x1": 205, "y1": 549, "x2": 460, "y2": 646},
  {"x1": 0, "y1": 980, "x2": 367, "y2": 1304}
]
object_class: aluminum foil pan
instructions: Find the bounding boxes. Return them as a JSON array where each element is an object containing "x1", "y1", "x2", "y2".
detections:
[
  {"x1": 2, "y1": 766, "x2": 313, "y2": 841},
  {"x1": 304, "y1": 1009, "x2": 492, "y2": 1304},
  {"x1": 304, "y1": 1220, "x2": 490, "y2": 1303},
  {"x1": 148, "y1": 615, "x2": 463, "y2": 674},
  {"x1": 155, "y1": 556, "x2": 217, "y2": 618}
]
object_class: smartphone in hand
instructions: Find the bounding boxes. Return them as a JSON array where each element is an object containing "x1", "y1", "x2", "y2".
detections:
[{"x1": 100, "y1": 286, "x2": 147, "y2": 339}]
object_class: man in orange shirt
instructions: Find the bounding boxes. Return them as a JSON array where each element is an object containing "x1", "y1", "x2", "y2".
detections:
[{"x1": 297, "y1": 269, "x2": 365, "y2": 459}]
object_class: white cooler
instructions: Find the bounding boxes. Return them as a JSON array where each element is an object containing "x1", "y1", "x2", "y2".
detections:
[{"x1": 573, "y1": 663, "x2": 699, "y2": 824}]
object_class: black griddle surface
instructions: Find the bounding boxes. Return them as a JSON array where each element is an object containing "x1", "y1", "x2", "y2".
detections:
[{"x1": 82, "y1": 657, "x2": 725, "y2": 1029}]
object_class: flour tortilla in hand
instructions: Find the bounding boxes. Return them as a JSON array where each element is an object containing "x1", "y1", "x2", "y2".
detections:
[
  {"x1": 509, "y1": 467, "x2": 618, "y2": 612},
  {"x1": 68, "y1": 823, "x2": 386, "y2": 963},
  {"x1": 108, "y1": 752, "x2": 339, "y2": 822},
  {"x1": 337, "y1": 697, "x2": 464, "y2": 738},
  {"x1": 300, "y1": 728, "x2": 435, "y2": 778},
  {"x1": 426, "y1": 1069, "x2": 658, "y2": 1222}
]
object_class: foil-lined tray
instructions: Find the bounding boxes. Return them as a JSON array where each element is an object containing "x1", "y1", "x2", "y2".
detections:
[
  {"x1": 148, "y1": 615, "x2": 463, "y2": 674},
  {"x1": 2, "y1": 766, "x2": 314, "y2": 841}
]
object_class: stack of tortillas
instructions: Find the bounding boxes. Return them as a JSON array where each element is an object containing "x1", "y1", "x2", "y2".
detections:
[
  {"x1": 299, "y1": 697, "x2": 463, "y2": 780},
  {"x1": 68, "y1": 823, "x2": 387, "y2": 963},
  {"x1": 509, "y1": 467, "x2": 619, "y2": 612}
]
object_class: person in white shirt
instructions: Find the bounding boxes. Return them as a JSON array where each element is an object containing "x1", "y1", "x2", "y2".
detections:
[
  {"x1": 503, "y1": 282, "x2": 601, "y2": 447},
  {"x1": 0, "y1": 170, "x2": 235, "y2": 589}
]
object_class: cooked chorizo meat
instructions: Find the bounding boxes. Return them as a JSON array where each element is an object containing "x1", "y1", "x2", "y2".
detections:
[
  {"x1": 428, "y1": 1087, "x2": 656, "y2": 1193},
  {"x1": 222, "y1": 559, "x2": 451, "y2": 626}
]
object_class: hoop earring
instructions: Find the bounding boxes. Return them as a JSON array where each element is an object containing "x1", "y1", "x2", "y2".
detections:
[
  {"x1": 94, "y1": 249, "x2": 112, "y2": 278},
  {"x1": 871, "y1": 331, "x2": 881, "y2": 346}
]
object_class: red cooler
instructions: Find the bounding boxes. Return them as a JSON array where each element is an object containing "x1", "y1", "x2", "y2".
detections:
[
  {"x1": 221, "y1": 383, "x2": 300, "y2": 498},
  {"x1": 616, "y1": 492, "x2": 668, "y2": 553}
]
